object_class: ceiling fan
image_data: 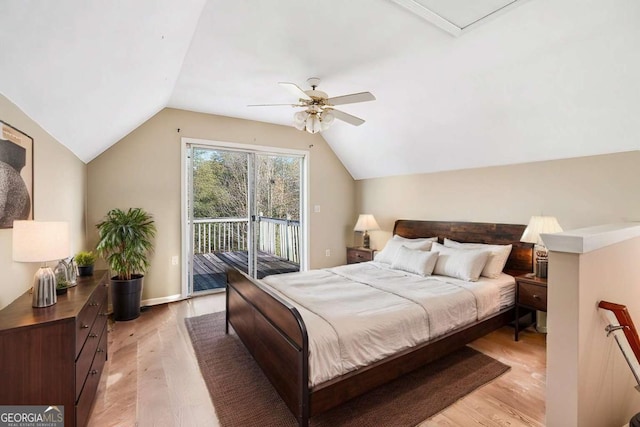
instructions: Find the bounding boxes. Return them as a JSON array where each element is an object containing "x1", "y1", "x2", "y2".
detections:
[{"x1": 249, "y1": 78, "x2": 376, "y2": 134}]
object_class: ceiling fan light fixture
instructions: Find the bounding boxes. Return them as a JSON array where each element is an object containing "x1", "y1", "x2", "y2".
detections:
[
  {"x1": 294, "y1": 111, "x2": 307, "y2": 123},
  {"x1": 306, "y1": 112, "x2": 322, "y2": 134},
  {"x1": 268, "y1": 78, "x2": 374, "y2": 133},
  {"x1": 320, "y1": 111, "x2": 334, "y2": 130}
]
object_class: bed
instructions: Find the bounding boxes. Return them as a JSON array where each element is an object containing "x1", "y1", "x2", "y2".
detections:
[{"x1": 225, "y1": 220, "x2": 533, "y2": 426}]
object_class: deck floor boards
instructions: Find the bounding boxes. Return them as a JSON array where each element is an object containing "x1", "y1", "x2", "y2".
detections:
[{"x1": 192, "y1": 251, "x2": 299, "y2": 292}]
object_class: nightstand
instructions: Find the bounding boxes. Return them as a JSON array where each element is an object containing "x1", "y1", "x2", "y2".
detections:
[
  {"x1": 514, "y1": 274, "x2": 548, "y2": 341},
  {"x1": 347, "y1": 247, "x2": 375, "y2": 264}
]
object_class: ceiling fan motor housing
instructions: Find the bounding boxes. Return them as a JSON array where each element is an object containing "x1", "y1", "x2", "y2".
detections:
[{"x1": 307, "y1": 77, "x2": 321, "y2": 89}]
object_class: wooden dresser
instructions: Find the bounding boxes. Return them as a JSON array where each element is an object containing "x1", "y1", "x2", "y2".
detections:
[{"x1": 0, "y1": 271, "x2": 109, "y2": 427}]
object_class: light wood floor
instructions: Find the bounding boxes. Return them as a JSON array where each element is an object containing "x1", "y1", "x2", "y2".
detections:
[{"x1": 88, "y1": 293, "x2": 546, "y2": 427}]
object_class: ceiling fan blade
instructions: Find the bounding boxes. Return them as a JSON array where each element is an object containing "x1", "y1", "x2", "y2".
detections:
[
  {"x1": 327, "y1": 91, "x2": 376, "y2": 106},
  {"x1": 278, "y1": 82, "x2": 313, "y2": 101},
  {"x1": 330, "y1": 109, "x2": 365, "y2": 126},
  {"x1": 247, "y1": 103, "x2": 304, "y2": 107}
]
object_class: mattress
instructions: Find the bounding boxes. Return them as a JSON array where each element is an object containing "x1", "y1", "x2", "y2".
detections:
[{"x1": 261, "y1": 262, "x2": 515, "y2": 387}]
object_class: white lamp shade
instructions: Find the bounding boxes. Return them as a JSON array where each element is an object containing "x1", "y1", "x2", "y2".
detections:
[
  {"x1": 520, "y1": 216, "x2": 563, "y2": 245},
  {"x1": 354, "y1": 214, "x2": 380, "y2": 232},
  {"x1": 13, "y1": 221, "x2": 70, "y2": 262}
]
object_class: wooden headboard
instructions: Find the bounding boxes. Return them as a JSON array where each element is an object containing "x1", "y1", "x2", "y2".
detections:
[{"x1": 393, "y1": 219, "x2": 533, "y2": 275}]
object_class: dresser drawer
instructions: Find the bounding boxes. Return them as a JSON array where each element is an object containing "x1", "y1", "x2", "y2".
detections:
[
  {"x1": 518, "y1": 282, "x2": 547, "y2": 311},
  {"x1": 75, "y1": 300, "x2": 108, "y2": 401},
  {"x1": 76, "y1": 324, "x2": 108, "y2": 427},
  {"x1": 75, "y1": 283, "x2": 108, "y2": 357}
]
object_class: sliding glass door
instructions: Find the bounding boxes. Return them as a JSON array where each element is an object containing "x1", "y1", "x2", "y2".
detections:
[
  {"x1": 254, "y1": 153, "x2": 302, "y2": 278},
  {"x1": 183, "y1": 141, "x2": 305, "y2": 296}
]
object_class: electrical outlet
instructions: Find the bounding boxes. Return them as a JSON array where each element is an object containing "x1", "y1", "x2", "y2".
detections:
[
  {"x1": 171, "y1": 255, "x2": 179, "y2": 265},
  {"x1": 325, "y1": 249, "x2": 331, "y2": 257},
  {"x1": 314, "y1": 205, "x2": 321, "y2": 213}
]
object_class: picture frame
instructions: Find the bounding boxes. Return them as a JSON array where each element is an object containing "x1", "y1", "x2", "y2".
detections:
[{"x1": 0, "y1": 120, "x2": 33, "y2": 228}]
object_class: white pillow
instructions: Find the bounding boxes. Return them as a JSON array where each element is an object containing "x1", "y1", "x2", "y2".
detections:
[
  {"x1": 374, "y1": 236, "x2": 437, "y2": 264},
  {"x1": 391, "y1": 245, "x2": 439, "y2": 276},
  {"x1": 443, "y1": 238, "x2": 512, "y2": 279},
  {"x1": 431, "y1": 242, "x2": 490, "y2": 282},
  {"x1": 393, "y1": 235, "x2": 438, "y2": 244}
]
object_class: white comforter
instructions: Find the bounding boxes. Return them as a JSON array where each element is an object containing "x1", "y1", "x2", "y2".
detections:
[{"x1": 261, "y1": 262, "x2": 512, "y2": 387}]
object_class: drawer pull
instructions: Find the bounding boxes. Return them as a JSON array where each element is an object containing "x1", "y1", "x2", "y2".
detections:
[
  {"x1": 90, "y1": 369, "x2": 99, "y2": 375},
  {"x1": 89, "y1": 333, "x2": 98, "y2": 338},
  {"x1": 81, "y1": 324, "x2": 89, "y2": 329},
  {"x1": 533, "y1": 294, "x2": 541, "y2": 300},
  {"x1": 97, "y1": 348, "x2": 104, "y2": 353},
  {"x1": 100, "y1": 312, "x2": 108, "y2": 317},
  {"x1": 89, "y1": 301, "x2": 99, "y2": 307}
]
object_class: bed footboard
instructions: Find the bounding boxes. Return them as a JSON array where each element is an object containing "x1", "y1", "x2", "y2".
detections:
[{"x1": 226, "y1": 268, "x2": 310, "y2": 426}]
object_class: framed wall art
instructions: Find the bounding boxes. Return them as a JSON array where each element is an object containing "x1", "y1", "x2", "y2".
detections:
[{"x1": 0, "y1": 120, "x2": 33, "y2": 228}]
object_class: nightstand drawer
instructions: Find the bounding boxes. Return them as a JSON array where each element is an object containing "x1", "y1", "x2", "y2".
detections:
[
  {"x1": 518, "y1": 282, "x2": 547, "y2": 311},
  {"x1": 347, "y1": 247, "x2": 375, "y2": 264}
]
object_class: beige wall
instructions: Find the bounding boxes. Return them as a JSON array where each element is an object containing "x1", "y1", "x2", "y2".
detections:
[
  {"x1": 0, "y1": 94, "x2": 87, "y2": 309},
  {"x1": 546, "y1": 232, "x2": 640, "y2": 427},
  {"x1": 356, "y1": 151, "x2": 640, "y2": 249},
  {"x1": 87, "y1": 108, "x2": 355, "y2": 302}
]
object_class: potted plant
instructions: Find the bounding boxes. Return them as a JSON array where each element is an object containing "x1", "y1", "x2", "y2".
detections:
[
  {"x1": 75, "y1": 251, "x2": 97, "y2": 276},
  {"x1": 56, "y1": 279, "x2": 69, "y2": 295},
  {"x1": 96, "y1": 208, "x2": 156, "y2": 321}
]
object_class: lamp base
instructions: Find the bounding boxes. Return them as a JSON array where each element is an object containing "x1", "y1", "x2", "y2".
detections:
[
  {"x1": 536, "y1": 310, "x2": 548, "y2": 333},
  {"x1": 363, "y1": 231, "x2": 370, "y2": 249},
  {"x1": 536, "y1": 259, "x2": 548, "y2": 278},
  {"x1": 32, "y1": 266, "x2": 57, "y2": 308}
]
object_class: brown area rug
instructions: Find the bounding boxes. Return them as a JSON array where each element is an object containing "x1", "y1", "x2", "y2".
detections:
[{"x1": 185, "y1": 311, "x2": 509, "y2": 427}]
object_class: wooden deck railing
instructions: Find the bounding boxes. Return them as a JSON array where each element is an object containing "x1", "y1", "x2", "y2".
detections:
[
  {"x1": 193, "y1": 216, "x2": 300, "y2": 263},
  {"x1": 257, "y1": 216, "x2": 301, "y2": 264}
]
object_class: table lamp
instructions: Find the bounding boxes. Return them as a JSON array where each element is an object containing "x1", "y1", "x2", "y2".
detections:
[
  {"x1": 13, "y1": 220, "x2": 70, "y2": 307},
  {"x1": 354, "y1": 214, "x2": 379, "y2": 249},
  {"x1": 520, "y1": 216, "x2": 562, "y2": 278}
]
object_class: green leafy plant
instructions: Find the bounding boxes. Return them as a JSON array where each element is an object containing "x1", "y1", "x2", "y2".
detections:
[
  {"x1": 56, "y1": 280, "x2": 68, "y2": 289},
  {"x1": 75, "y1": 250, "x2": 97, "y2": 267},
  {"x1": 96, "y1": 208, "x2": 156, "y2": 280}
]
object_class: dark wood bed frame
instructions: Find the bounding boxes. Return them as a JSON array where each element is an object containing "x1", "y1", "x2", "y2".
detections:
[{"x1": 226, "y1": 220, "x2": 533, "y2": 426}]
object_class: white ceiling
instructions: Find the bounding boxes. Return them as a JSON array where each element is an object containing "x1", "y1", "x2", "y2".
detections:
[{"x1": 1, "y1": 0, "x2": 639, "y2": 180}]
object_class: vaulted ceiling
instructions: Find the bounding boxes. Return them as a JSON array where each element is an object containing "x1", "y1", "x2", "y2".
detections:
[{"x1": 1, "y1": 0, "x2": 639, "y2": 179}]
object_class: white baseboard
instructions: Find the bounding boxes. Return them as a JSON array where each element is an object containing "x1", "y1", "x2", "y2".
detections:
[
  {"x1": 141, "y1": 294, "x2": 184, "y2": 307},
  {"x1": 106, "y1": 293, "x2": 185, "y2": 315}
]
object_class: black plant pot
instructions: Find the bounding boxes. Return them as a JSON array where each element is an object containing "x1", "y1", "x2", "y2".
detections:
[
  {"x1": 77, "y1": 265, "x2": 94, "y2": 276},
  {"x1": 111, "y1": 274, "x2": 143, "y2": 321}
]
